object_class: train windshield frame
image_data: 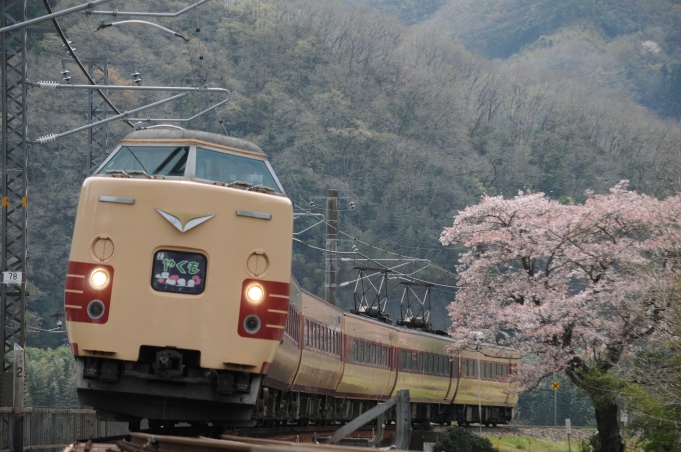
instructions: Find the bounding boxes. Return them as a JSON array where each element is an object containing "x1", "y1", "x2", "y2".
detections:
[
  {"x1": 99, "y1": 145, "x2": 190, "y2": 177},
  {"x1": 96, "y1": 143, "x2": 284, "y2": 193},
  {"x1": 193, "y1": 147, "x2": 281, "y2": 192}
]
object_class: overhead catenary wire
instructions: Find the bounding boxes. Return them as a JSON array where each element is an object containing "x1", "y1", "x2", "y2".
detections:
[
  {"x1": 41, "y1": 0, "x2": 135, "y2": 129},
  {"x1": 292, "y1": 237, "x2": 460, "y2": 289},
  {"x1": 292, "y1": 202, "x2": 458, "y2": 278}
]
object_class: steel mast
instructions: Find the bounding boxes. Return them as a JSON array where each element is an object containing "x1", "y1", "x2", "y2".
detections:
[{"x1": 0, "y1": 0, "x2": 28, "y2": 406}]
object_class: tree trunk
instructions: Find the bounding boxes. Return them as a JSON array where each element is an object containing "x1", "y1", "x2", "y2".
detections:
[{"x1": 593, "y1": 397, "x2": 624, "y2": 452}]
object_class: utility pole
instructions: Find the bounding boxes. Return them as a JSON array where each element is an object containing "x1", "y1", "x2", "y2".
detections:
[
  {"x1": 0, "y1": 0, "x2": 28, "y2": 410},
  {"x1": 325, "y1": 189, "x2": 338, "y2": 307}
]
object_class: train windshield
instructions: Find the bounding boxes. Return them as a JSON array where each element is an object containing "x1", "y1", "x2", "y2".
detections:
[
  {"x1": 195, "y1": 147, "x2": 281, "y2": 192},
  {"x1": 99, "y1": 146, "x2": 189, "y2": 176}
]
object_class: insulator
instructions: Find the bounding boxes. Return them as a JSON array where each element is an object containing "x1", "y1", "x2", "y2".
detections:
[
  {"x1": 61, "y1": 70, "x2": 70, "y2": 76},
  {"x1": 61, "y1": 40, "x2": 73, "y2": 47},
  {"x1": 36, "y1": 134, "x2": 58, "y2": 144},
  {"x1": 37, "y1": 81, "x2": 59, "y2": 89}
]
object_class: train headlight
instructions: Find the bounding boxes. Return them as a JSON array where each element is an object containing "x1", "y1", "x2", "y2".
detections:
[
  {"x1": 243, "y1": 315, "x2": 261, "y2": 334},
  {"x1": 245, "y1": 282, "x2": 265, "y2": 305},
  {"x1": 87, "y1": 300, "x2": 106, "y2": 319},
  {"x1": 89, "y1": 267, "x2": 110, "y2": 290}
]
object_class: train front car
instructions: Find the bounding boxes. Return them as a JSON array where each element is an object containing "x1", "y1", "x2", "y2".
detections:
[{"x1": 64, "y1": 129, "x2": 292, "y2": 425}]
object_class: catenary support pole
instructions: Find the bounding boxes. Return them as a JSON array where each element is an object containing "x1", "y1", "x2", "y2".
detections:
[
  {"x1": 0, "y1": 0, "x2": 28, "y2": 410},
  {"x1": 325, "y1": 189, "x2": 338, "y2": 307}
]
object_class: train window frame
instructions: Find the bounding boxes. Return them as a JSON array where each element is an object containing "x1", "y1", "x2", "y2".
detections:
[
  {"x1": 97, "y1": 144, "x2": 191, "y2": 178},
  {"x1": 401, "y1": 350, "x2": 406, "y2": 370},
  {"x1": 352, "y1": 340, "x2": 358, "y2": 362},
  {"x1": 194, "y1": 146, "x2": 283, "y2": 193}
]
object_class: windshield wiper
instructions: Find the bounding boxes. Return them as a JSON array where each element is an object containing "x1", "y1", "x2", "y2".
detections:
[{"x1": 126, "y1": 147, "x2": 149, "y2": 174}]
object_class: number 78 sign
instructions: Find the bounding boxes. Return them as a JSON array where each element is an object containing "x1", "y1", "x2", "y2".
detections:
[{"x1": 2, "y1": 272, "x2": 23, "y2": 285}]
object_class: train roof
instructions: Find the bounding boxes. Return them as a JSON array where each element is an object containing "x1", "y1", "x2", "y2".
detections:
[{"x1": 121, "y1": 129, "x2": 265, "y2": 156}]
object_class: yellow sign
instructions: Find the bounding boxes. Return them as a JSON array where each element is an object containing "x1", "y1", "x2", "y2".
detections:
[{"x1": 552, "y1": 382, "x2": 560, "y2": 391}]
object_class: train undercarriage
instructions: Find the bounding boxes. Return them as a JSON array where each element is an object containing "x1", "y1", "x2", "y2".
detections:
[{"x1": 77, "y1": 353, "x2": 512, "y2": 429}]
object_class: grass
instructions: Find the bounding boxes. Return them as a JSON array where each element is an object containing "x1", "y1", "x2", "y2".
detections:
[
  {"x1": 482, "y1": 434, "x2": 643, "y2": 452},
  {"x1": 484, "y1": 435, "x2": 577, "y2": 452}
]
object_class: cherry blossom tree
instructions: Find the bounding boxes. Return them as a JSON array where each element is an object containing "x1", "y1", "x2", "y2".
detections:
[{"x1": 440, "y1": 181, "x2": 681, "y2": 452}]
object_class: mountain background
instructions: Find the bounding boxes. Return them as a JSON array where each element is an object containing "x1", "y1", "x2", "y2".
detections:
[{"x1": 15, "y1": 0, "x2": 681, "y2": 421}]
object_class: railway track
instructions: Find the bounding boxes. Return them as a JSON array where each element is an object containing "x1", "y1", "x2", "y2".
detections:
[
  {"x1": 69, "y1": 430, "x2": 392, "y2": 452},
  {"x1": 69, "y1": 423, "x2": 594, "y2": 452}
]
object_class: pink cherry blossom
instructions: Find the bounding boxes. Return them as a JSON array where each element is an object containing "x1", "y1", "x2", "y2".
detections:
[{"x1": 441, "y1": 181, "x2": 681, "y2": 452}]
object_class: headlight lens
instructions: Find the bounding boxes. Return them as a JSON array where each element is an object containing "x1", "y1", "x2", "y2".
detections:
[
  {"x1": 245, "y1": 282, "x2": 265, "y2": 304},
  {"x1": 87, "y1": 300, "x2": 106, "y2": 319},
  {"x1": 89, "y1": 267, "x2": 110, "y2": 290},
  {"x1": 243, "y1": 315, "x2": 261, "y2": 334}
]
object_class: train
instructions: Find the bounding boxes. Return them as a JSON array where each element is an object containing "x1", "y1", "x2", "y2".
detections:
[{"x1": 64, "y1": 128, "x2": 519, "y2": 429}]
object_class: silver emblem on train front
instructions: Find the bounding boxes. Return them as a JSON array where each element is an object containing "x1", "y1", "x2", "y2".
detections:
[{"x1": 155, "y1": 209, "x2": 215, "y2": 233}]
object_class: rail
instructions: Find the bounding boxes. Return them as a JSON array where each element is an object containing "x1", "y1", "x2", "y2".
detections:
[{"x1": 0, "y1": 408, "x2": 128, "y2": 452}]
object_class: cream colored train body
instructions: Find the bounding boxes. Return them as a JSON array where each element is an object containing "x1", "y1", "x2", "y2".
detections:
[
  {"x1": 66, "y1": 129, "x2": 292, "y2": 423},
  {"x1": 263, "y1": 281, "x2": 519, "y2": 426},
  {"x1": 66, "y1": 129, "x2": 519, "y2": 426}
]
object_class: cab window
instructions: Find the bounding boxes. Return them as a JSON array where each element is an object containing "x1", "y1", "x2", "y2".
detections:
[
  {"x1": 100, "y1": 146, "x2": 189, "y2": 176},
  {"x1": 195, "y1": 148, "x2": 280, "y2": 192}
]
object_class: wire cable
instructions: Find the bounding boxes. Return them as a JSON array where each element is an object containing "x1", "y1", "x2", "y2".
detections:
[
  {"x1": 42, "y1": 0, "x2": 135, "y2": 128},
  {"x1": 292, "y1": 202, "x2": 458, "y2": 278},
  {"x1": 27, "y1": 325, "x2": 67, "y2": 333},
  {"x1": 293, "y1": 237, "x2": 461, "y2": 289}
]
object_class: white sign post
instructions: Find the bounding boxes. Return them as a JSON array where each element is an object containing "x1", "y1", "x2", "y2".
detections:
[
  {"x1": 10, "y1": 344, "x2": 25, "y2": 452},
  {"x1": 566, "y1": 418, "x2": 572, "y2": 452}
]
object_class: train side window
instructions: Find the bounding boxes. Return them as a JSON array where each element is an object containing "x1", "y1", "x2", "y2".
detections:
[
  {"x1": 370, "y1": 344, "x2": 375, "y2": 366},
  {"x1": 418, "y1": 353, "x2": 422, "y2": 372},
  {"x1": 352, "y1": 340, "x2": 357, "y2": 362},
  {"x1": 406, "y1": 351, "x2": 411, "y2": 371},
  {"x1": 382, "y1": 347, "x2": 387, "y2": 367},
  {"x1": 463, "y1": 359, "x2": 468, "y2": 377},
  {"x1": 401, "y1": 350, "x2": 406, "y2": 370},
  {"x1": 315, "y1": 324, "x2": 319, "y2": 350},
  {"x1": 326, "y1": 328, "x2": 330, "y2": 353},
  {"x1": 305, "y1": 320, "x2": 309, "y2": 347},
  {"x1": 359, "y1": 341, "x2": 364, "y2": 364},
  {"x1": 365, "y1": 342, "x2": 370, "y2": 364}
]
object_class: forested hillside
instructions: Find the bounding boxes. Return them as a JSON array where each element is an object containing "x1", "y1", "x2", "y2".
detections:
[
  {"x1": 429, "y1": 0, "x2": 681, "y2": 118},
  {"x1": 21, "y1": 0, "x2": 681, "y2": 349}
]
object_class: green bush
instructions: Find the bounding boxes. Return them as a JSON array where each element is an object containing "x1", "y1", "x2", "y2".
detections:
[
  {"x1": 579, "y1": 432, "x2": 600, "y2": 452},
  {"x1": 433, "y1": 426, "x2": 495, "y2": 452}
]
